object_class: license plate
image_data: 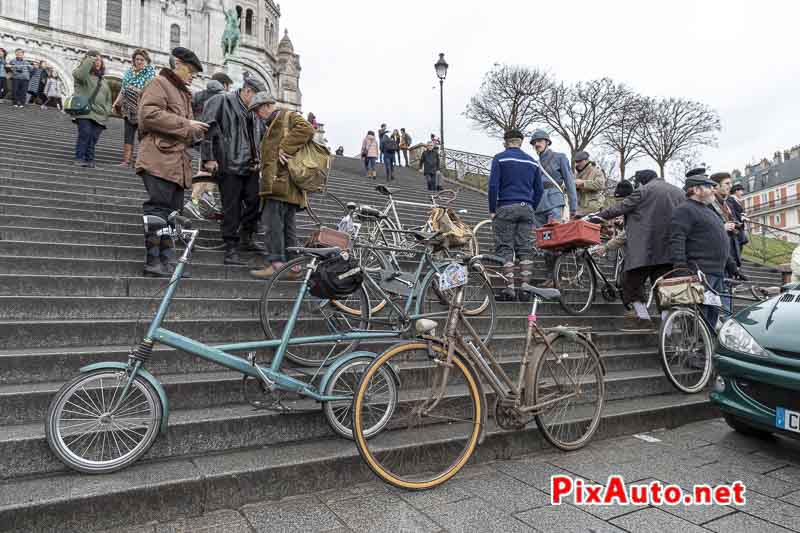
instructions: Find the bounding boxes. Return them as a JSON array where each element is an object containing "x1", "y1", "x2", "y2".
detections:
[
  {"x1": 438, "y1": 263, "x2": 468, "y2": 291},
  {"x1": 776, "y1": 407, "x2": 800, "y2": 433},
  {"x1": 704, "y1": 291, "x2": 722, "y2": 307}
]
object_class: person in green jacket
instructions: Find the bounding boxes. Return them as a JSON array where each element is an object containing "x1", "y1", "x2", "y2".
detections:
[{"x1": 72, "y1": 50, "x2": 112, "y2": 168}]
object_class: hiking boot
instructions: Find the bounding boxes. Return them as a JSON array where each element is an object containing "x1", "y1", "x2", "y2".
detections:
[
  {"x1": 621, "y1": 311, "x2": 653, "y2": 332},
  {"x1": 249, "y1": 265, "x2": 276, "y2": 279},
  {"x1": 224, "y1": 244, "x2": 246, "y2": 266},
  {"x1": 143, "y1": 230, "x2": 169, "y2": 278},
  {"x1": 240, "y1": 232, "x2": 265, "y2": 252}
]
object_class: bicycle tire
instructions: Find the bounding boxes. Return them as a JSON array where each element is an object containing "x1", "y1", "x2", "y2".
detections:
[
  {"x1": 353, "y1": 341, "x2": 484, "y2": 490},
  {"x1": 322, "y1": 355, "x2": 398, "y2": 440},
  {"x1": 45, "y1": 369, "x2": 163, "y2": 474},
  {"x1": 658, "y1": 307, "x2": 713, "y2": 394},
  {"x1": 417, "y1": 268, "x2": 496, "y2": 345},
  {"x1": 527, "y1": 333, "x2": 605, "y2": 451},
  {"x1": 471, "y1": 219, "x2": 493, "y2": 257},
  {"x1": 553, "y1": 251, "x2": 596, "y2": 315},
  {"x1": 258, "y1": 256, "x2": 371, "y2": 367}
]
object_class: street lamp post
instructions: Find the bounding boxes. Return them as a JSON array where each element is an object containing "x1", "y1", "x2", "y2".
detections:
[{"x1": 434, "y1": 53, "x2": 448, "y2": 169}]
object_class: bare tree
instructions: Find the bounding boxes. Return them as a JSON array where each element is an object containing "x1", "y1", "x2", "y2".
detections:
[
  {"x1": 667, "y1": 148, "x2": 708, "y2": 185},
  {"x1": 600, "y1": 93, "x2": 646, "y2": 180},
  {"x1": 464, "y1": 64, "x2": 551, "y2": 138},
  {"x1": 535, "y1": 78, "x2": 632, "y2": 162},
  {"x1": 635, "y1": 97, "x2": 721, "y2": 178}
]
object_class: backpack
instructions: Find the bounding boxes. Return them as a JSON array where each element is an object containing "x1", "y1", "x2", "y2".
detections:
[
  {"x1": 308, "y1": 255, "x2": 364, "y2": 300},
  {"x1": 282, "y1": 111, "x2": 332, "y2": 193},
  {"x1": 384, "y1": 138, "x2": 399, "y2": 152},
  {"x1": 428, "y1": 207, "x2": 474, "y2": 250}
]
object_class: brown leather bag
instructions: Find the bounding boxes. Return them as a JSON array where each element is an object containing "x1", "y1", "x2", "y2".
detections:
[{"x1": 306, "y1": 227, "x2": 351, "y2": 249}]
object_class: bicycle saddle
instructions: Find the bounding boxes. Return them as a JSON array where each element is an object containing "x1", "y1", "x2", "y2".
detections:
[
  {"x1": 519, "y1": 283, "x2": 561, "y2": 301},
  {"x1": 375, "y1": 185, "x2": 395, "y2": 196},
  {"x1": 286, "y1": 246, "x2": 341, "y2": 259}
]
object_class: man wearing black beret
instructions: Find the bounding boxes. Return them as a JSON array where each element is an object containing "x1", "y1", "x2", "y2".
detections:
[
  {"x1": 201, "y1": 74, "x2": 269, "y2": 264},
  {"x1": 597, "y1": 168, "x2": 685, "y2": 330}
]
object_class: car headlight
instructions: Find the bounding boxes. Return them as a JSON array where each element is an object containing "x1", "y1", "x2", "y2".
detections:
[{"x1": 718, "y1": 319, "x2": 766, "y2": 357}]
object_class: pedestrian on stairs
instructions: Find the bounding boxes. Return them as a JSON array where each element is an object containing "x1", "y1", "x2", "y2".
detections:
[
  {"x1": 378, "y1": 123, "x2": 387, "y2": 163},
  {"x1": 135, "y1": 47, "x2": 208, "y2": 277},
  {"x1": 248, "y1": 92, "x2": 316, "y2": 280},
  {"x1": 200, "y1": 76, "x2": 267, "y2": 265},
  {"x1": 0, "y1": 48, "x2": 7, "y2": 100},
  {"x1": 419, "y1": 143, "x2": 440, "y2": 191},
  {"x1": 596, "y1": 169, "x2": 685, "y2": 331},
  {"x1": 26, "y1": 60, "x2": 43, "y2": 105},
  {"x1": 8, "y1": 49, "x2": 32, "y2": 108},
  {"x1": 382, "y1": 129, "x2": 398, "y2": 181},
  {"x1": 113, "y1": 49, "x2": 156, "y2": 167},
  {"x1": 361, "y1": 130, "x2": 379, "y2": 179},
  {"x1": 42, "y1": 71, "x2": 62, "y2": 111},
  {"x1": 71, "y1": 51, "x2": 112, "y2": 168},
  {"x1": 399, "y1": 128, "x2": 412, "y2": 167},
  {"x1": 488, "y1": 129, "x2": 544, "y2": 301}
]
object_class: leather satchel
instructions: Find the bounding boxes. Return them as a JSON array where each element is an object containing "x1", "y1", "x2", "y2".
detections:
[
  {"x1": 306, "y1": 227, "x2": 351, "y2": 249},
  {"x1": 65, "y1": 75, "x2": 103, "y2": 116}
]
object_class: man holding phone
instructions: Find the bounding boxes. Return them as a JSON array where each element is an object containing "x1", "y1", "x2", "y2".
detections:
[{"x1": 135, "y1": 47, "x2": 208, "y2": 278}]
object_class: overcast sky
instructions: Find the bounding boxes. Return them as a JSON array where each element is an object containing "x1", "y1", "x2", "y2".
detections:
[{"x1": 280, "y1": 0, "x2": 800, "y2": 179}]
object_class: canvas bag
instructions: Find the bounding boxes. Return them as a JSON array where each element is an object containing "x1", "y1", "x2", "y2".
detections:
[
  {"x1": 282, "y1": 111, "x2": 332, "y2": 193},
  {"x1": 657, "y1": 275, "x2": 705, "y2": 307},
  {"x1": 428, "y1": 207, "x2": 473, "y2": 249},
  {"x1": 64, "y1": 74, "x2": 103, "y2": 116}
]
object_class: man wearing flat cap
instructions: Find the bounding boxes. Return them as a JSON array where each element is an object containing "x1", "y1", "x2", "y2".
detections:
[
  {"x1": 597, "y1": 168, "x2": 684, "y2": 330},
  {"x1": 671, "y1": 168, "x2": 731, "y2": 330},
  {"x1": 136, "y1": 46, "x2": 208, "y2": 277},
  {"x1": 574, "y1": 150, "x2": 607, "y2": 215},
  {"x1": 487, "y1": 129, "x2": 545, "y2": 301},
  {"x1": 201, "y1": 75, "x2": 268, "y2": 265}
]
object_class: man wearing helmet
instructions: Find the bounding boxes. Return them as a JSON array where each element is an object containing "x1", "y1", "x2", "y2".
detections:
[{"x1": 530, "y1": 129, "x2": 578, "y2": 287}]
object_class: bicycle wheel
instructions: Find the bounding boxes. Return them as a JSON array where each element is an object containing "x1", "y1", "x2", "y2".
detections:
[
  {"x1": 353, "y1": 341, "x2": 484, "y2": 490},
  {"x1": 526, "y1": 333, "x2": 605, "y2": 451},
  {"x1": 554, "y1": 251, "x2": 596, "y2": 315},
  {"x1": 417, "y1": 269, "x2": 496, "y2": 345},
  {"x1": 258, "y1": 256, "x2": 371, "y2": 367},
  {"x1": 322, "y1": 355, "x2": 398, "y2": 440},
  {"x1": 471, "y1": 219, "x2": 494, "y2": 257},
  {"x1": 333, "y1": 247, "x2": 389, "y2": 316},
  {"x1": 659, "y1": 307, "x2": 713, "y2": 393},
  {"x1": 45, "y1": 369, "x2": 162, "y2": 474}
]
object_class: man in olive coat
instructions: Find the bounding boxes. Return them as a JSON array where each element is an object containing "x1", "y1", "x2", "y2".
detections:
[
  {"x1": 597, "y1": 169, "x2": 684, "y2": 330},
  {"x1": 136, "y1": 47, "x2": 208, "y2": 277},
  {"x1": 574, "y1": 151, "x2": 607, "y2": 215},
  {"x1": 248, "y1": 93, "x2": 315, "y2": 279}
]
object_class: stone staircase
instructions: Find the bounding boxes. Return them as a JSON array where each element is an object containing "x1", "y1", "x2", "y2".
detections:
[{"x1": 0, "y1": 107, "x2": 784, "y2": 531}]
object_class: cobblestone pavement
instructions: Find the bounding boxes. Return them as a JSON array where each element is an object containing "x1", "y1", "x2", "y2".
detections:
[{"x1": 105, "y1": 418, "x2": 800, "y2": 533}]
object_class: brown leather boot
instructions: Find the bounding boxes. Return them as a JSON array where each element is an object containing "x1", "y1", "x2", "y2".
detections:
[{"x1": 118, "y1": 144, "x2": 132, "y2": 167}]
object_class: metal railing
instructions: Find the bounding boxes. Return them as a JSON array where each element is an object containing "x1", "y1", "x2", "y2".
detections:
[{"x1": 742, "y1": 219, "x2": 800, "y2": 267}]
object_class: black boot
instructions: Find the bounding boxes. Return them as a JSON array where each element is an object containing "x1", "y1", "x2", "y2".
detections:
[
  {"x1": 143, "y1": 230, "x2": 169, "y2": 278},
  {"x1": 224, "y1": 243, "x2": 246, "y2": 266},
  {"x1": 160, "y1": 232, "x2": 191, "y2": 278},
  {"x1": 239, "y1": 232, "x2": 265, "y2": 252}
]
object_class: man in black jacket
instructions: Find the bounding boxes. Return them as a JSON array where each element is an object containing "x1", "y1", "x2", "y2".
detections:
[
  {"x1": 419, "y1": 143, "x2": 440, "y2": 191},
  {"x1": 201, "y1": 76, "x2": 266, "y2": 265},
  {"x1": 670, "y1": 169, "x2": 730, "y2": 329},
  {"x1": 598, "y1": 169, "x2": 684, "y2": 331},
  {"x1": 191, "y1": 72, "x2": 231, "y2": 116}
]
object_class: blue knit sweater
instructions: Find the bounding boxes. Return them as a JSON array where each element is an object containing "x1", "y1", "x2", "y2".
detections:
[{"x1": 488, "y1": 147, "x2": 544, "y2": 213}]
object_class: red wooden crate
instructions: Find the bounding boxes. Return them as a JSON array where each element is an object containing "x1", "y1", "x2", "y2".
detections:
[{"x1": 535, "y1": 219, "x2": 601, "y2": 250}]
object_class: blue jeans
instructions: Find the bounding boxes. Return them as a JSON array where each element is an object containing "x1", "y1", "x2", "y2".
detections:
[
  {"x1": 75, "y1": 119, "x2": 103, "y2": 163},
  {"x1": 383, "y1": 152, "x2": 394, "y2": 179},
  {"x1": 12, "y1": 78, "x2": 27, "y2": 106},
  {"x1": 704, "y1": 273, "x2": 724, "y2": 330}
]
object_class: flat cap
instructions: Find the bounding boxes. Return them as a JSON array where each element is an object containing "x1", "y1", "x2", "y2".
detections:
[
  {"x1": 171, "y1": 47, "x2": 203, "y2": 72},
  {"x1": 211, "y1": 72, "x2": 233, "y2": 85},
  {"x1": 503, "y1": 129, "x2": 524, "y2": 141},
  {"x1": 633, "y1": 169, "x2": 658, "y2": 183},
  {"x1": 575, "y1": 150, "x2": 590, "y2": 162},
  {"x1": 248, "y1": 91, "x2": 276, "y2": 112},
  {"x1": 242, "y1": 76, "x2": 266, "y2": 93},
  {"x1": 685, "y1": 167, "x2": 708, "y2": 179}
]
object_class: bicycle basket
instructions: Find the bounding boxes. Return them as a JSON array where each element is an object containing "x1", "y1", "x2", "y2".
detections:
[
  {"x1": 656, "y1": 275, "x2": 704, "y2": 307},
  {"x1": 308, "y1": 255, "x2": 364, "y2": 299},
  {"x1": 427, "y1": 207, "x2": 473, "y2": 249}
]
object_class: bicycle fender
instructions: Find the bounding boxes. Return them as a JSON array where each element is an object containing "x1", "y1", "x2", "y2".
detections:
[
  {"x1": 318, "y1": 351, "x2": 401, "y2": 394},
  {"x1": 79, "y1": 362, "x2": 170, "y2": 434}
]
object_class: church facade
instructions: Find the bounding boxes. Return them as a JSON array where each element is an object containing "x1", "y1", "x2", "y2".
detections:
[{"x1": 0, "y1": 0, "x2": 302, "y2": 108}]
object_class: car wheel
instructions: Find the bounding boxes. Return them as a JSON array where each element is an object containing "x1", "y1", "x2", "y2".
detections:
[{"x1": 723, "y1": 413, "x2": 774, "y2": 439}]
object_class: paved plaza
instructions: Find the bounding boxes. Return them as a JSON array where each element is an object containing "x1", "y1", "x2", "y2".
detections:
[{"x1": 104, "y1": 418, "x2": 800, "y2": 533}]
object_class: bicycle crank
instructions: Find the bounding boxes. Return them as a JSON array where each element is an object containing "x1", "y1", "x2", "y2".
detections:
[{"x1": 495, "y1": 402, "x2": 528, "y2": 430}]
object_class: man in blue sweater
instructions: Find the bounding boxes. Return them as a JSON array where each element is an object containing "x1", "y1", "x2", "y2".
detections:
[{"x1": 489, "y1": 129, "x2": 544, "y2": 301}]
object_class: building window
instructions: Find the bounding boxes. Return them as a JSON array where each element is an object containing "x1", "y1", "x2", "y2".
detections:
[
  {"x1": 170, "y1": 24, "x2": 181, "y2": 48},
  {"x1": 38, "y1": 0, "x2": 51, "y2": 26},
  {"x1": 245, "y1": 9, "x2": 254, "y2": 35},
  {"x1": 776, "y1": 213, "x2": 782, "y2": 225},
  {"x1": 761, "y1": 192, "x2": 768, "y2": 204},
  {"x1": 236, "y1": 6, "x2": 243, "y2": 29},
  {"x1": 106, "y1": 0, "x2": 122, "y2": 33}
]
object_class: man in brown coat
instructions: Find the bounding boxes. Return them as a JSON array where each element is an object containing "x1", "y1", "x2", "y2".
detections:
[
  {"x1": 135, "y1": 47, "x2": 208, "y2": 277},
  {"x1": 247, "y1": 92, "x2": 315, "y2": 279}
]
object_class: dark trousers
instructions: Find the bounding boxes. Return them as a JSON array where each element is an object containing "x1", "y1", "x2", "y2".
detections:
[
  {"x1": 12, "y1": 78, "x2": 27, "y2": 106},
  {"x1": 0, "y1": 79, "x2": 6, "y2": 99},
  {"x1": 401, "y1": 149, "x2": 409, "y2": 166},
  {"x1": 218, "y1": 172, "x2": 260, "y2": 245},
  {"x1": 622, "y1": 263, "x2": 673, "y2": 307},
  {"x1": 425, "y1": 172, "x2": 438, "y2": 191},
  {"x1": 263, "y1": 199, "x2": 298, "y2": 263},
  {"x1": 141, "y1": 172, "x2": 184, "y2": 221},
  {"x1": 75, "y1": 119, "x2": 104, "y2": 163},
  {"x1": 493, "y1": 203, "x2": 535, "y2": 263},
  {"x1": 384, "y1": 152, "x2": 395, "y2": 179}
]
